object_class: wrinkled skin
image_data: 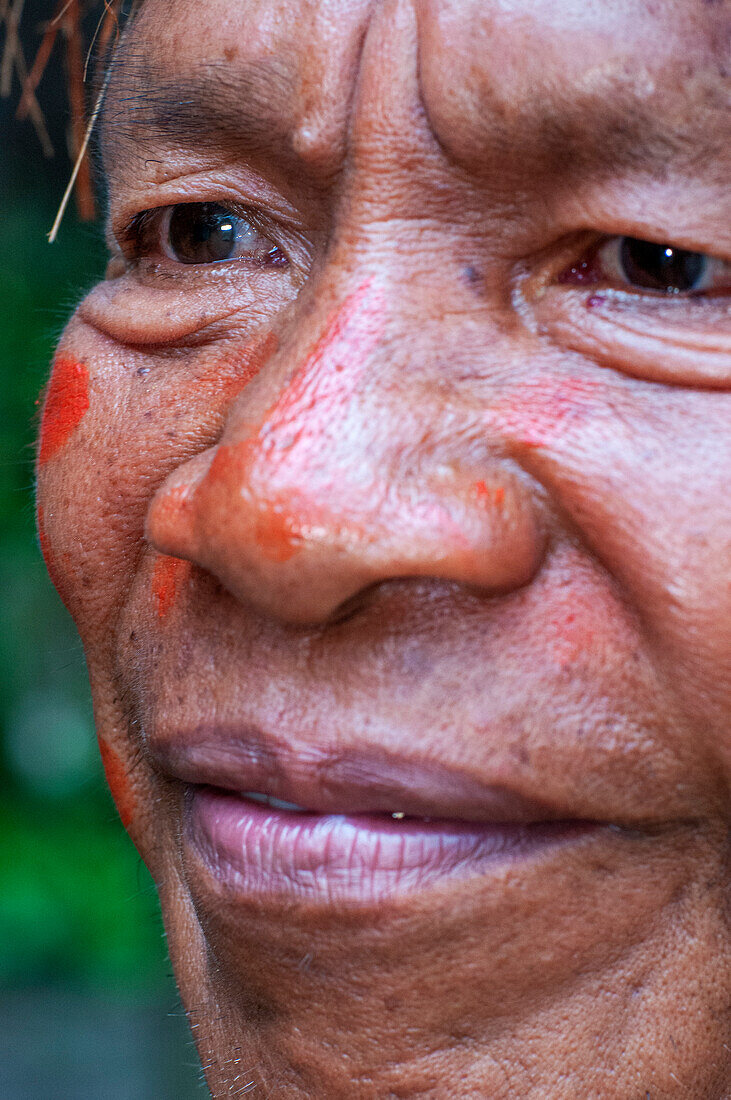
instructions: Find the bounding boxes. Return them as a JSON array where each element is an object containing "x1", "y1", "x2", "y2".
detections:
[{"x1": 36, "y1": 0, "x2": 730, "y2": 1096}]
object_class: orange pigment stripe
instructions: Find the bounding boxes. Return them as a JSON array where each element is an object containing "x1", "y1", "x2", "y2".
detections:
[
  {"x1": 254, "y1": 500, "x2": 303, "y2": 563},
  {"x1": 39, "y1": 357, "x2": 90, "y2": 464},
  {"x1": 98, "y1": 738, "x2": 136, "y2": 829},
  {"x1": 151, "y1": 554, "x2": 191, "y2": 618}
]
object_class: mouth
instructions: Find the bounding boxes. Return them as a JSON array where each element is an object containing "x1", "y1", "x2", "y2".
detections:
[
  {"x1": 166, "y1": 732, "x2": 606, "y2": 905},
  {"x1": 186, "y1": 785, "x2": 600, "y2": 904}
]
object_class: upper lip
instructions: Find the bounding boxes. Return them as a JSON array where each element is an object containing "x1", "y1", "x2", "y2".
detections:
[{"x1": 149, "y1": 725, "x2": 579, "y2": 823}]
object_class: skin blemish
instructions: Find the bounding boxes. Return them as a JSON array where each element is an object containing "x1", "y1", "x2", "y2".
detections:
[
  {"x1": 98, "y1": 738, "x2": 136, "y2": 830},
  {"x1": 462, "y1": 265, "x2": 483, "y2": 292},
  {"x1": 151, "y1": 553, "x2": 192, "y2": 618},
  {"x1": 38, "y1": 357, "x2": 90, "y2": 465},
  {"x1": 586, "y1": 294, "x2": 606, "y2": 309}
]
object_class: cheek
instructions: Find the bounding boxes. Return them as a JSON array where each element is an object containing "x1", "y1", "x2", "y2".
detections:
[
  {"x1": 485, "y1": 376, "x2": 604, "y2": 450},
  {"x1": 36, "y1": 503, "x2": 71, "y2": 606},
  {"x1": 188, "y1": 331, "x2": 279, "y2": 406},
  {"x1": 98, "y1": 737, "x2": 136, "y2": 829},
  {"x1": 38, "y1": 357, "x2": 90, "y2": 465}
]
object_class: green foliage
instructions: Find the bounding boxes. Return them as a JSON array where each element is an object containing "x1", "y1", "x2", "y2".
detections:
[{"x1": 0, "y1": 180, "x2": 170, "y2": 996}]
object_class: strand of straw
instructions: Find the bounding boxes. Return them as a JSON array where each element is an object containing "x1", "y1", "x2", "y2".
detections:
[{"x1": 48, "y1": 63, "x2": 111, "y2": 243}]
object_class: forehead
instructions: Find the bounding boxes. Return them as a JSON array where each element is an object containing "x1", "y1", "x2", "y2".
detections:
[{"x1": 105, "y1": 0, "x2": 727, "y2": 184}]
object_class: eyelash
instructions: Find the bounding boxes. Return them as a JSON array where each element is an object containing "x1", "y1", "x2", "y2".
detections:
[
  {"x1": 558, "y1": 236, "x2": 729, "y2": 297},
  {"x1": 119, "y1": 203, "x2": 729, "y2": 305},
  {"x1": 120, "y1": 203, "x2": 288, "y2": 268}
]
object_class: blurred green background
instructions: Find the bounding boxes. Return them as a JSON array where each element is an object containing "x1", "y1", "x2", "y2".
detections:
[{"x1": 1, "y1": 4, "x2": 204, "y2": 1096}]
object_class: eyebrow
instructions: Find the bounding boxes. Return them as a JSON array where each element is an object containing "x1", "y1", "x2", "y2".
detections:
[
  {"x1": 101, "y1": 44, "x2": 726, "y2": 191},
  {"x1": 524, "y1": 87, "x2": 724, "y2": 180},
  {"x1": 100, "y1": 54, "x2": 299, "y2": 172}
]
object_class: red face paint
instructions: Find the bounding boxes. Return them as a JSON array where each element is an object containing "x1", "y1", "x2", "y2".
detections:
[
  {"x1": 203, "y1": 282, "x2": 386, "y2": 563},
  {"x1": 261, "y1": 279, "x2": 381, "y2": 438},
  {"x1": 151, "y1": 554, "x2": 191, "y2": 618},
  {"x1": 192, "y1": 331, "x2": 279, "y2": 404},
  {"x1": 151, "y1": 484, "x2": 193, "y2": 533},
  {"x1": 254, "y1": 497, "x2": 303, "y2": 562},
  {"x1": 473, "y1": 481, "x2": 505, "y2": 506},
  {"x1": 486, "y1": 377, "x2": 602, "y2": 450},
  {"x1": 98, "y1": 738, "x2": 136, "y2": 829},
  {"x1": 38, "y1": 357, "x2": 90, "y2": 465},
  {"x1": 252, "y1": 281, "x2": 384, "y2": 558}
]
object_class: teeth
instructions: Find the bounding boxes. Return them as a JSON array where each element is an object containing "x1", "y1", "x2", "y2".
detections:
[
  {"x1": 242, "y1": 793, "x2": 414, "y2": 819},
  {"x1": 242, "y1": 791, "x2": 307, "y2": 812}
]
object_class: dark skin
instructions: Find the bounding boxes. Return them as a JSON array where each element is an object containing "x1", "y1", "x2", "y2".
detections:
[{"x1": 37, "y1": 0, "x2": 730, "y2": 1095}]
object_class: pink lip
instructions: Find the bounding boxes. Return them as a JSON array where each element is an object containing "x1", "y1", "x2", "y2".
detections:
[
  {"x1": 155, "y1": 728, "x2": 604, "y2": 903},
  {"x1": 153, "y1": 727, "x2": 569, "y2": 822},
  {"x1": 185, "y1": 786, "x2": 601, "y2": 905}
]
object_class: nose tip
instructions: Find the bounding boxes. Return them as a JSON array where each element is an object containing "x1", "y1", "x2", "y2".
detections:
[
  {"x1": 146, "y1": 281, "x2": 545, "y2": 624},
  {"x1": 148, "y1": 443, "x2": 544, "y2": 624}
]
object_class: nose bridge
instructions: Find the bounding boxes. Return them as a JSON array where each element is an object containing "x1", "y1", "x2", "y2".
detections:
[
  {"x1": 244, "y1": 278, "x2": 386, "y2": 508},
  {"x1": 209, "y1": 276, "x2": 391, "y2": 570},
  {"x1": 146, "y1": 271, "x2": 545, "y2": 624}
]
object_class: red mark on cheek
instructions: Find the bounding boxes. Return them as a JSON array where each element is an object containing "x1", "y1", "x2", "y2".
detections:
[
  {"x1": 191, "y1": 331, "x2": 279, "y2": 404},
  {"x1": 39, "y1": 357, "x2": 90, "y2": 464},
  {"x1": 486, "y1": 377, "x2": 602, "y2": 450},
  {"x1": 98, "y1": 738, "x2": 136, "y2": 829},
  {"x1": 545, "y1": 589, "x2": 602, "y2": 669},
  {"x1": 151, "y1": 553, "x2": 191, "y2": 618}
]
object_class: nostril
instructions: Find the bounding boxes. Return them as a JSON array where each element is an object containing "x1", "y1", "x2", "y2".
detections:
[{"x1": 145, "y1": 449, "x2": 215, "y2": 559}]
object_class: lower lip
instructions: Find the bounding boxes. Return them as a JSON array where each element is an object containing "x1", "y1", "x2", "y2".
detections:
[{"x1": 186, "y1": 786, "x2": 599, "y2": 904}]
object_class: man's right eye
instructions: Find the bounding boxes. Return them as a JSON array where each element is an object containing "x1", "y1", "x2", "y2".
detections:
[{"x1": 125, "y1": 202, "x2": 288, "y2": 267}]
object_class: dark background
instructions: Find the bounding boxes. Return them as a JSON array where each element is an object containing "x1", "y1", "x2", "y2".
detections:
[{"x1": 1, "y1": 4, "x2": 205, "y2": 1095}]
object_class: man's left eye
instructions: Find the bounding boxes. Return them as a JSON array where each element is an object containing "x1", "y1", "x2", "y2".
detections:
[
  {"x1": 126, "y1": 202, "x2": 287, "y2": 267},
  {"x1": 561, "y1": 236, "x2": 729, "y2": 296}
]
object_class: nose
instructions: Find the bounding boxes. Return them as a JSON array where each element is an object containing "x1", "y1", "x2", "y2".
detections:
[{"x1": 146, "y1": 280, "x2": 544, "y2": 625}]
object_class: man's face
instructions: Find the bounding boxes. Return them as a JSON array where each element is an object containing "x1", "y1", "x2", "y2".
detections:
[{"x1": 37, "y1": 0, "x2": 729, "y2": 1094}]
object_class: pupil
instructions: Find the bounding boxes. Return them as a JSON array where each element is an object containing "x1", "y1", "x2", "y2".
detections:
[
  {"x1": 168, "y1": 203, "x2": 237, "y2": 264},
  {"x1": 619, "y1": 237, "x2": 706, "y2": 293}
]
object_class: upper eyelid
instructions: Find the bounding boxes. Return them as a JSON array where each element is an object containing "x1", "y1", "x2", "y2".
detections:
[
  {"x1": 596, "y1": 236, "x2": 730, "y2": 265},
  {"x1": 117, "y1": 202, "x2": 277, "y2": 256}
]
